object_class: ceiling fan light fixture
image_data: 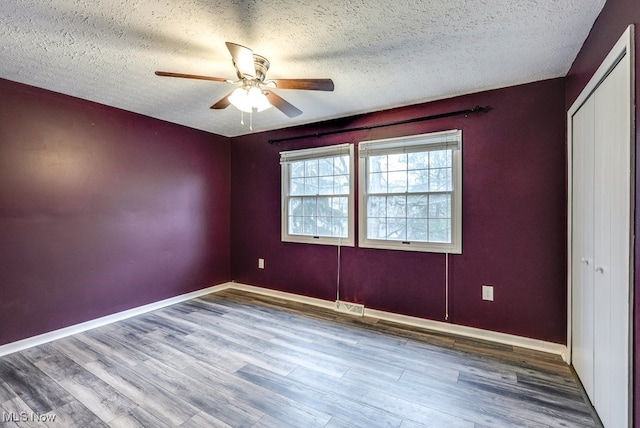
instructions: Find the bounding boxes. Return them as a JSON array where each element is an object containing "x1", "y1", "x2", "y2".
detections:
[
  {"x1": 228, "y1": 86, "x2": 272, "y2": 113},
  {"x1": 156, "y1": 41, "x2": 334, "y2": 121}
]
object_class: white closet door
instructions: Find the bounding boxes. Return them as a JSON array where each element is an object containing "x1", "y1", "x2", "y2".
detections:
[
  {"x1": 570, "y1": 25, "x2": 633, "y2": 428},
  {"x1": 570, "y1": 95, "x2": 595, "y2": 402},
  {"x1": 593, "y1": 51, "x2": 631, "y2": 428},
  {"x1": 592, "y1": 75, "x2": 614, "y2": 427}
]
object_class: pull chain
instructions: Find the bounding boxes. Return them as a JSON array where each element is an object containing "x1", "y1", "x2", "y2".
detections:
[{"x1": 239, "y1": 110, "x2": 255, "y2": 131}]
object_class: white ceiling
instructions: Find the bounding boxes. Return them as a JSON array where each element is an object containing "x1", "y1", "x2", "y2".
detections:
[{"x1": 0, "y1": 0, "x2": 605, "y2": 137}]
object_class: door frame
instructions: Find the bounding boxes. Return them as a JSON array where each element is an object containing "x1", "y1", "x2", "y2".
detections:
[{"x1": 566, "y1": 23, "x2": 635, "y2": 422}]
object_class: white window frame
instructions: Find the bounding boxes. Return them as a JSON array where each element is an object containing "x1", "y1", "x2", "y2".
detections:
[
  {"x1": 281, "y1": 143, "x2": 355, "y2": 246},
  {"x1": 358, "y1": 130, "x2": 462, "y2": 254}
]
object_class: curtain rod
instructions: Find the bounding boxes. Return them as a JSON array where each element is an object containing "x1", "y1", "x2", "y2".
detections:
[{"x1": 268, "y1": 105, "x2": 489, "y2": 145}]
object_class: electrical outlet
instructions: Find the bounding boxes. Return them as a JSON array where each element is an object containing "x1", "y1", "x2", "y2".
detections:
[
  {"x1": 482, "y1": 285, "x2": 494, "y2": 301},
  {"x1": 258, "y1": 258, "x2": 265, "y2": 269}
]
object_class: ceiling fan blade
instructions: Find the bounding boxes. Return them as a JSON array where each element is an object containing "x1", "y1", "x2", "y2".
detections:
[
  {"x1": 225, "y1": 42, "x2": 255, "y2": 78},
  {"x1": 270, "y1": 78, "x2": 334, "y2": 91},
  {"x1": 155, "y1": 71, "x2": 228, "y2": 82},
  {"x1": 265, "y1": 91, "x2": 303, "y2": 118},
  {"x1": 210, "y1": 91, "x2": 234, "y2": 109}
]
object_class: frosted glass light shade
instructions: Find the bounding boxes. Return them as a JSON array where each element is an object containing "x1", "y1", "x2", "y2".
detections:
[{"x1": 228, "y1": 87, "x2": 272, "y2": 112}]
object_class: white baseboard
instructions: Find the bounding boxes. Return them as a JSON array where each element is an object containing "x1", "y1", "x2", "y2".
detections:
[
  {"x1": 364, "y1": 307, "x2": 567, "y2": 360},
  {"x1": 0, "y1": 283, "x2": 231, "y2": 357},
  {"x1": 0, "y1": 280, "x2": 567, "y2": 362},
  {"x1": 224, "y1": 282, "x2": 568, "y2": 361},
  {"x1": 222, "y1": 282, "x2": 336, "y2": 310}
]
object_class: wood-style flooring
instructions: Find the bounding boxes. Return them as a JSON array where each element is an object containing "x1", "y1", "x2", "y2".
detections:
[{"x1": 0, "y1": 289, "x2": 599, "y2": 427}]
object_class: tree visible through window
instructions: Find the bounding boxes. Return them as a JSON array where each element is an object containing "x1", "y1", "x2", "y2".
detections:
[
  {"x1": 358, "y1": 130, "x2": 462, "y2": 253},
  {"x1": 281, "y1": 144, "x2": 354, "y2": 246}
]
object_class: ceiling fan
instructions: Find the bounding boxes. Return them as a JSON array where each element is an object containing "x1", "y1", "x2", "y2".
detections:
[{"x1": 155, "y1": 42, "x2": 334, "y2": 118}]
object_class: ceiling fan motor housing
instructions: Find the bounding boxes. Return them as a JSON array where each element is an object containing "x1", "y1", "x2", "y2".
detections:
[{"x1": 252, "y1": 54, "x2": 270, "y2": 82}]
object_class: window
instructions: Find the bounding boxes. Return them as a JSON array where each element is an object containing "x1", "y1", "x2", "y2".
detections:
[
  {"x1": 281, "y1": 143, "x2": 355, "y2": 246},
  {"x1": 358, "y1": 130, "x2": 462, "y2": 253}
]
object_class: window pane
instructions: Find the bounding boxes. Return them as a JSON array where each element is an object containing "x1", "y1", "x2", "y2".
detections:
[
  {"x1": 331, "y1": 197, "x2": 348, "y2": 216},
  {"x1": 318, "y1": 157, "x2": 334, "y2": 176},
  {"x1": 317, "y1": 217, "x2": 332, "y2": 236},
  {"x1": 305, "y1": 159, "x2": 319, "y2": 177},
  {"x1": 369, "y1": 172, "x2": 388, "y2": 194},
  {"x1": 289, "y1": 197, "x2": 303, "y2": 216},
  {"x1": 386, "y1": 218, "x2": 407, "y2": 240},
  {"x1": 408, "y1": 152, "x2": 429, "y2": 169},
  {"x1": 289, "y1": 216, "x2": 304, "y2": 234},
  {"x1": 430, "y1": 150, "x2": 452, "y2": 168},
  {"x1": 291, "y1": 161, "x2": 305, "y2": 178},
  {"x1": 368, "y1": 217, "x2": 387, "y2": 240},
  {"x1": 369, "y1": 155, "x2": 387, "y2": 173},
  {"x1": 368, "y1": 196, "x2": 386, "y2": 217},
  {"x1": 407, "y1": 219, "x2": 428, "y2": 241},
  {"x1": 407, "y1": 195, "x2": 428, "y2": 218},
  {"x1": 408, "y1": 169, "x2": 429, "y2": 192},
  {"x1": 303, "y1": 217, "x2": 317, "y2": 235},
  {"x1": 429, "y1": 194, "x2": 451, "y2": 218},
  {"x1": 305, "y1": 176, "x2": 319, "y2": 195},
  {"x1": 387, "y1": 153, "x2": 407, "y2": 171},
  {"x1": 388, "y1": 171, "x2": 407, "y2": 193},
  {"x1": 387, "y1": 195, "x2": 406, "y2": 218},
  {"x1": 303, "y1": 198, "x2": 317, "y2": 216},
  {"x1": 333, "y1": 217, "x2": 348, "y2": 237},
  {"x1": 317, "y1": 197, "x2": 332, "y2": 217},
  {"x1": 429, "y1": 168, "x2": 452, "y2": 192},
  {"x1": 334, "y1": 155, "x2": 349, "y2": 175},
  {"x1": 334, "y1": 175, "x2": 350, "y2": 194},
  {"x1": 429, "y1": 219, "x2": 451, "y2": 243},
  {"x1": 291, "y1": 178, "x2": 306, "y2": 195},
  {"x1": 318, "y1": 176, "x2": 334, "y2": 195}
]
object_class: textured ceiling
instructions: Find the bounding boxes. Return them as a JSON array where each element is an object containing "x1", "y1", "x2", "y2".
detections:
[{"x1": 0, "y1": 0, "x2": 605, "y2": 137}]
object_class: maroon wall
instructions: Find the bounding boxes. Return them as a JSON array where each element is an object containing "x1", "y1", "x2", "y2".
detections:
[
  {"x1": 0, "y1": 78, "x2": 231, "y2": 345},
  {"x1": 231, "y1": 78, "x2": 567, "y2": 344},
  {"x1": 565, "y1": 0, "x2": 638, "y2": 424}
]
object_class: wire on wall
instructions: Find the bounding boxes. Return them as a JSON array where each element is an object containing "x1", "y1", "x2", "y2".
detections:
[
  {"x1": 336, "y1": 239, "x2": 342, "y2": 302},
  {"x1": 268, "y1": 105, "x2": 489, "y2": 145},
  {"x1": 445, "y1": 253, "x2": 450, "y2": 321}
]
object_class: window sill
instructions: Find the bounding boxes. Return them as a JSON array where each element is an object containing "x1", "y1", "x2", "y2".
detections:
[{"x1": 358, "y1": 238, "x2": 461, "y2": 254}]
